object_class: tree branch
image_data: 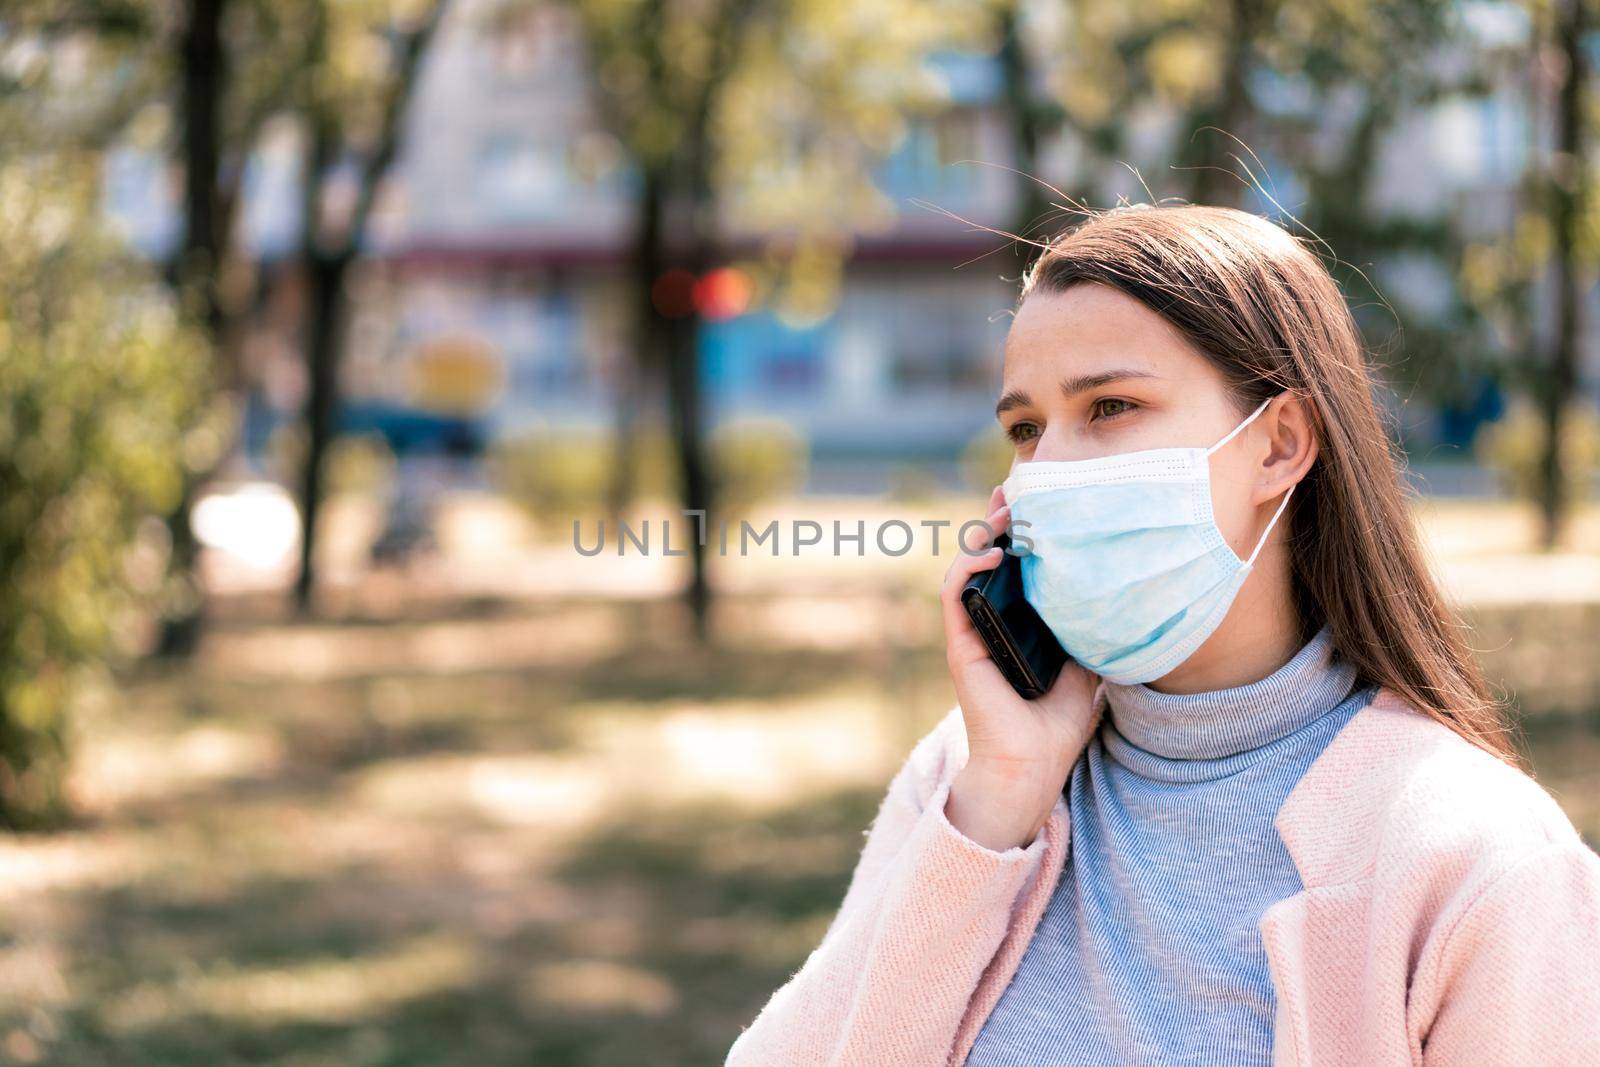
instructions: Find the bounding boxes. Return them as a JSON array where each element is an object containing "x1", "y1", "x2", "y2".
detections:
[{"x1": 342, "y1": 0, "x2": 449, "y2": 259}]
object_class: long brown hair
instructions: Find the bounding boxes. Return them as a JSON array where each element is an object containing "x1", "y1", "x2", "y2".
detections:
[{"x1": 1020, "y1": 203, "x2": 1520, "y2": 765}]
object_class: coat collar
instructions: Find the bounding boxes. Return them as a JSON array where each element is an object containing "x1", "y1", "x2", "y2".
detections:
[
  {"x1": 1270, "y1": 686, "x2": 1452, "y2": 888},
  {"x1": 950, "y1": 684, "x2": 1449, "y2": 890}
]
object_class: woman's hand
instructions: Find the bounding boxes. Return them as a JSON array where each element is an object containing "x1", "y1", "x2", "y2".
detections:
[{"x1": 939, "y1": 485, "x2": 1103, "y2": 851}]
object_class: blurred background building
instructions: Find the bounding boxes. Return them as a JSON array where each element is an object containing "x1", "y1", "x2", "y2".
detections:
[{"x1": 95, "y1": 0, "x2": 1591, "y2": 493}]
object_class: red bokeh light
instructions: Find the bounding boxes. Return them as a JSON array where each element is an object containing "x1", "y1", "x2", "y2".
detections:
[
  {"x1": 652, "y1": 267, "x2": 753, "y2": 320},
  {"x1": 693, "y1": 267, "x2": 753, "y2": 320}
]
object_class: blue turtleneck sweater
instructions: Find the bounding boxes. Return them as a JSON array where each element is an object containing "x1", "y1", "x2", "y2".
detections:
[{"x1": 964, "y1": 626, "x2": 1375, "y2": 1066}]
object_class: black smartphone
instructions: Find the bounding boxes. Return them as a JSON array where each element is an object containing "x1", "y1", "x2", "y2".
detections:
[{"x1": 960, "y1": 532, "x2": 1070, "y2": 699}]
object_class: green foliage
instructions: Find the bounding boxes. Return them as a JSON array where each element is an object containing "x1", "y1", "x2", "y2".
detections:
[
  {"x1": 1476, "y1": 399, "x2": 1600, "y2": 509},
  {"x1": 0, "y1": 166, "x2": 208, "y2": 827},
  {"x1": 960, "y1": 423, "x2": 1014, "y2": 496},
  {"x1": 489, "y1": 417, "x2": 808, "y2": 527},
  {"x1": 488, "y1": 426, "x2": 671, "y2": 522},
  {"x1": 267, "y1": 425, "x2": 398, "y2": 498},
  {"x1": 324, "y1": 432, "x2": 399, "y2": 497},
  {"x1": 709, "y1": 416, "x2": 808, "y2": 515},
  {"x1": 552, "y1": 0, "x2": 991, "y2": 325}
]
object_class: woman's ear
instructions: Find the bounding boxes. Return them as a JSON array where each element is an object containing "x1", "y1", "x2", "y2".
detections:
[{"x1": 1255, "y1": 393, "x2": 1317, "y2": 504}]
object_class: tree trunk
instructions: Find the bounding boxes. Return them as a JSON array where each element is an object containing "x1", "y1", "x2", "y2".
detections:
[
  {"x1": 293, "y1": 251, "x2": 351, "y2": 613},
  {"x1": 1187, "y1": 0, "x2": 1259, "y2": 208},
  {"x1": 611, "y1": 165, "x2": 668, "y2": 521},
  {"x1": 290, "y1": 0, "x2": 445, "y2": 613},
  {"x1": 621, "y1": 169, "x2": 713, "y2": 638},
  {"x1": 995, "y1": 0, "x2": 1052, "y2": 285},
  {"x1": 156, "y1": 0, "x2": 228, "y2": 657},
  {"x1": 1542, "y1": 0, "x2": 1586, "y2": 550},
  {"x1": 663, "y1": 272, "x2": 712, "y2": 640}
]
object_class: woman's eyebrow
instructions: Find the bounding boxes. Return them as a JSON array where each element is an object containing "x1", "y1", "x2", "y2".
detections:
[
  {"x1": 995, "y1": 389, "x2": 1031, "y2": 417},
  {"x1": 996, "y1": 370, "x2": 1161, "y2": 417},
  {"x1": 1059, "y1": 369, "x2": 1159, "y2": 398}
]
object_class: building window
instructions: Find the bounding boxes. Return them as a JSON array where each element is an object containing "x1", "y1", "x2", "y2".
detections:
[
  {"x1": 882, "y1": 290, "x2": 995, "y2": 393},
  {"x1": 877, "y1": 109, "x2": 982, "y2": 201},
  {"x1": 476, "y1": 135, "x2": 568, "y2": 220}
]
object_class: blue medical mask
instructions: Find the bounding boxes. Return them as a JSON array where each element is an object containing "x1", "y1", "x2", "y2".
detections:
[{"x1": 1001, "y1": 395, "x2": 1294, "y2": 685}]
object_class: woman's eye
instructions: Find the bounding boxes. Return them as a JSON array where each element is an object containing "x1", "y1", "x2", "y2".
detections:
[
  {"x1": 1091, "y1": 398, "x2": 1135, "y2": 421},
  {"x1": 1005, "y1": 421, "x2": 1040, "y2": 446}
]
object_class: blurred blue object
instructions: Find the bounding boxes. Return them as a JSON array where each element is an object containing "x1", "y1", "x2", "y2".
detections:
[
  {"x1": 1437, "y1": 377, "x2": 1507, "y2": 451},
  {"x1": 337, "y1": 401, "x2": 486, "y2": 457}
]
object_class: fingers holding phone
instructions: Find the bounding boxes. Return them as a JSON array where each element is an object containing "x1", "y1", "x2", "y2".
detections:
[
  {"x1": 940, "y1": 486, "x2": 1103, "y2": 804},
  {"x1": 940, "y1": 487, "x2": 1010, "y2": 677}
]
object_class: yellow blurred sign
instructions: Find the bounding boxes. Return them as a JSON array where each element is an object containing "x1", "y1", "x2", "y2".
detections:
[{"x1": 407, "y1": 335, "x2": 504, "y2": 415}]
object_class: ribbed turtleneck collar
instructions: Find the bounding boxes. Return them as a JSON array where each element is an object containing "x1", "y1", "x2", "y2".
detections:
[{"x1": 1101, "y1": 626, "x2": 1357, "y2": 766}]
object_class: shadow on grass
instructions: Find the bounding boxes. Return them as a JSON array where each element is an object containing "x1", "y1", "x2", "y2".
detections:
[
  {"x1": 109, "y1": 636, "x2": 904, "y2": 808},
  {"x1": 16, "y1": 590, "x2": 925, "y2": 1066},
  {"x1": 5, "y1": 780, "x2": 889, "y2": 1067},
  {"x1": 548, "y1": 784, "x2": 888, "y2": 1062}
]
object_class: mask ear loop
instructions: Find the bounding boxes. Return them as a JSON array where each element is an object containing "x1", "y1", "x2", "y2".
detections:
[
  {"x1": 1203, "y1": 394, "x2": 1276, "y2": 457},
  {"x1": 1203, "y1": 393, "x2": 1294, "y2": 565},
  {"x1": 1244, "y1": 483, "x2": 1295, "y2": 566}
]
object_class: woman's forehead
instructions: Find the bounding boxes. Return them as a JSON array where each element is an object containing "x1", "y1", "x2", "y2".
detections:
[{"x1": 1003, "y1": 286, "x2": 1213, "y2": 385}]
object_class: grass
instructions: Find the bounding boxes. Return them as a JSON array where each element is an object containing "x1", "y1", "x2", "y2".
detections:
[
  {"x1": 1, "y1": 577, "x2": 1597, "y2": 1064},
  {"x1": 0, "y1": 591, "x2": 939, "y2": 1066}
]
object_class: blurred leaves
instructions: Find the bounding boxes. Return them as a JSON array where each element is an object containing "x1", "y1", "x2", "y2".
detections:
[
  {"x1": 708, "y1": 415, "x2": 809, "y2": 515},
  {"x1": 490, "y1": 428, "x2": 661, "y2": 524},
  {"x1": 960, "y1": 423, "x2": 1013, "y2": 497},
  {"x1": 540, "y1": 0, "x2": 1005, "y2": 283},
  {"x1": 0, "y1": 163, "x2": 208, "y2": 826},
  {"x1": 711, "y1": 0, "x2": 992, "y2": 235},
  {"x1": 489, "y1": 417, "x2": 806, "y2": 525},
  {"x1": 1478, "y1": 397, "x2": 1600, "y2": 507}
]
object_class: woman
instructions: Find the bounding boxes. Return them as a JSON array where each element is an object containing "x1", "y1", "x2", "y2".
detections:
[{"x1": 725, "y1": 204, "x2": 1600, "y2": 1066}]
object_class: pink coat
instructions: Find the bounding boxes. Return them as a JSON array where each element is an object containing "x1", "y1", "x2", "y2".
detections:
[{"x1": 725, "y1": 687, "x2": 1600, "y2": 1066}]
